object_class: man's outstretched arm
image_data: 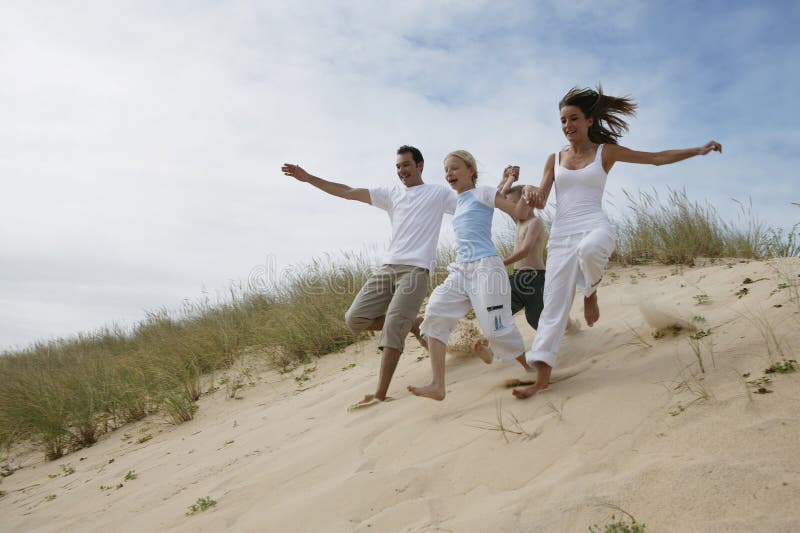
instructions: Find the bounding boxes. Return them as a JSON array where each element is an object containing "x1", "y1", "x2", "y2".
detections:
[{"x1": 281, "y1": 163, "x2": 371, "y2": 204}]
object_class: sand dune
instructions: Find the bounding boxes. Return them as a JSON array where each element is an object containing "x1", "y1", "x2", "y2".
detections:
[{"x1": 1, "y1": 259, "x2": 799, "y2": 532}]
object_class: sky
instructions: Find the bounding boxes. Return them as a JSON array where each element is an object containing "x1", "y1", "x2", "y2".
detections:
[{"x1": 2, "y1": 0, "x2": 799, "y2": 351}]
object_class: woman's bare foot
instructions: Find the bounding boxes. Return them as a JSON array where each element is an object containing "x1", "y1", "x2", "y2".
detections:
[
  {"x1": 512, "y1": 361, "x2": 552, "y2": 399},
  {"x1": 407, "y1": 383, "x2": 445, "y2": 401},
  {"x1": 584, "y1": 292, "x2": 600, "y2": 327},
  {"x1": 473, "y1": 339, "x2": 493, "y2": 364},
  {"x1": 410, "y1": 316, "x2": 428, "y2": 349},
  {"x1": 512, "y1": 381, "x2": 548, "y2": 399}
]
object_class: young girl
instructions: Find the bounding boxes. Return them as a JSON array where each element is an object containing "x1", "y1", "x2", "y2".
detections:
[
  {"x1": 513, "y1": 85, "x2": 722, "y2": 399},
  {"x1": 408, "y1": 150, "x2": 533, "y2": 401}
]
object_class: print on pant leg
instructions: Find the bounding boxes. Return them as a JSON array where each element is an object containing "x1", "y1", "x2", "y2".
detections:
[{"x1": 486, "y1": 304, "x2": 505, "y2": 332}]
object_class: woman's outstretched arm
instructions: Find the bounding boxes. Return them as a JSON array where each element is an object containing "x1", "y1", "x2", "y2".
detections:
[{"x1": 602, "y1": 141, "x2": 722, "y2": 173}]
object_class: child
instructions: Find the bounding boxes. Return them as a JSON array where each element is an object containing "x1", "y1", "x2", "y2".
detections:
[
  {"x1": 498, "y1": 168, "x2": 580, "y2": 334},
  {"x1": 407, "y1": 150, "x2": 533, "y2": 401}
]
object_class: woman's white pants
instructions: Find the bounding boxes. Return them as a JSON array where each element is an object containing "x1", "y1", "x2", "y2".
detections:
[{"x1": 526, "y1": 227, "x2": 616, "y2": 367}]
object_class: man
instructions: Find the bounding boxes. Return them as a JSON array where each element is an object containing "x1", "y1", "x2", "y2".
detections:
[{"x1": 281, "y1": 146, "x2": 455, "y2": 408}]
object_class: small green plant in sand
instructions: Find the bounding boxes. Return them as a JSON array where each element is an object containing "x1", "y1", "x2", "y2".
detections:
[
  {"x1": 765, "y1": 359, "x2": 798, "y2": 374},
  {"x1": 590, "y1": 501, "x2": 646, "y2": 533},
  {"x1": 44, "y1": 494, "x2": 57, "y2": 502},
  {"x1": 341, "y1": 363, "x2": 356, "y2": 371},
  {"x1": 60, "y1": 464, "x2": 75, "y2": 476},
  {"x1": 652, "y1": 324, "x2": 683, "y2": 339},
  {"x1": 416, "y1": 354, "x2": 429, "y2": 362},
  {"x1": 743, "y1": 310, "x2": 791, "y2": 362},
  {"x1": 186, "y1": 496, "x2": 217, "y2": 516},
  {"x1": 735, "y1": 287, "x2": 749, "y2": 298},
  {"x1": 136, "y1": 434, "x2": 153, "y2": 444},
  {"x1": 471, "y1": 399, "x2": 538, "y2": 443},
  {"x1": 669, "y1": 366, "x2": 712, "y2": 416},
  {"x1": 124, "y1": 470, "x2": 137, "y2": 481},
  {"x1": 691, "y1": 315, "x2": 706, "y2": 324},
  {"x1": 693, "y1": 293, "x2": 710, "y2": 305}
]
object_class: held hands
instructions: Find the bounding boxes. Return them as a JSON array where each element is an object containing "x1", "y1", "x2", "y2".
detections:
[
  {"x1": 503, "y1": 165, "x2": 520, "y2": 183},
  {"x1": 697, "y1": 141, "x2": 723, "y2": 155},
  {"x1": 498, "y1": 165, "x2": 520, "y2": 193},
  {"x1": 523, "y1": 185, "x2": 546, "y2": 209},
  {"x1": 281, "y1": 163, "x2": 312, "y2": 182}
]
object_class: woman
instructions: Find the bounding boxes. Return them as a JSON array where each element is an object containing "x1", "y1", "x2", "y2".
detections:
[
  {"x1": 514, "y1": 86, "x2": 722, "y2": 399},
  {"x1": 408, "y1": 150, "x2": 533, "y2": 401}
]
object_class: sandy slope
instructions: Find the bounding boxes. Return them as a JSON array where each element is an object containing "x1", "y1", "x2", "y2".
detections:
[{"x1": 1, "y1": 258, "x2": 799, "y2": 532}]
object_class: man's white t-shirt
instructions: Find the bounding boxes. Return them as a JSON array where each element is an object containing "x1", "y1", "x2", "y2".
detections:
[{"x1": 369, "y1": 183, "x2": 457, "y2": 272}]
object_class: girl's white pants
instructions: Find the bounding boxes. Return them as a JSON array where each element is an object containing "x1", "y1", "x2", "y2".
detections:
[
  {"x1": 526, "y1": 227, "x2": 616, "y2": 368},
  {"x1": 421, "y1": 255, "x2": 525, "y2": 361}
]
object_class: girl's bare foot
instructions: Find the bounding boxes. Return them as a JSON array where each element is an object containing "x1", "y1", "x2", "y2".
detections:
[
  {"x1": 473, "y1": 339, "x2": 493, "y2": 364},
  {"x1": 410, "y1": 316, "x2": 428, "y2": 349},
  {"x1": 407, "y1": 383, "x2": 445, "y2": 401},
  {"x1": 584, "y1": 292, "x2": 600, "y2": 326}
]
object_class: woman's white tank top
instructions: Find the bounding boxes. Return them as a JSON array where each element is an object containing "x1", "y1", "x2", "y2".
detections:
[{"x1": 550, "y1": 143, "x2": 612, "y2": 239}]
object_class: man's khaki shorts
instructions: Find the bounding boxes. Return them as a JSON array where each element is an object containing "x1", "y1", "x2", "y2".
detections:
[{"x1": 345, "y1": 264, "x2": 429, "y2": 352}]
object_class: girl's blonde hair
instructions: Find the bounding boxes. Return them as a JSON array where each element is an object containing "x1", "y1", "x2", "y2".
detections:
[{"x1": 444, "y1": 150, "x2": 478, "y2": 184}]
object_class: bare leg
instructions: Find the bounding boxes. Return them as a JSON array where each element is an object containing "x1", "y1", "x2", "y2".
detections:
[
  {"x1": 407, "y1": 337, "x2": 446, "y2": 401},
  {"x1": 512, "y1": 361, "x2": 552, "y2": 399},
  {"x1": 410, "y1": 315, "x2": 427, "y2": 349},
  {"x1": 584, "y1": 291, "x2": 600, "y2": 327},
  {"x1": 374, "y1": 347, "x2": 401, "y2": 401},
  {"x1": 473, "y1": 339, "x2": 493, "y2": 364}
]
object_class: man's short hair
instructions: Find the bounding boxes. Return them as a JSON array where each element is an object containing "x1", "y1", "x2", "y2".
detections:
[{"x1": 397, "y1": 145, "x2": 423, "y2": 165}]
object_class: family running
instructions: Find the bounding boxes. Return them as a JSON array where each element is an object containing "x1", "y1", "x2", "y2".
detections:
[{"x1": 281, "y1": 85, "x2": 722, "y2": 406}]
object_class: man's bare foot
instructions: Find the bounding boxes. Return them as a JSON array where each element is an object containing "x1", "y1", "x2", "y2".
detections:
[
  {"x1": 407, "y1": 383, "x2": 445, "y2": 401},
  {"x1": 512, "y1": 381, "x2": 548, "y2": 399},
  {"x1": 474, "y1": 339, "x2": 493, "y2": 364},
  {"x1": 347, "y1": 394, "x2": 394, "y2": 411},
  {"x1": 584, "y1": 292, "x2": 600, "y2": 327},
  {"x1": 410, "y1": 316, "x2": 428, "y2": 349}
]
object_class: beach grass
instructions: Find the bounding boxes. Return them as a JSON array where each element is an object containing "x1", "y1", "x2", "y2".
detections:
[{"x1": 0, "y1": 192, "x2": 797, "y2": 459}]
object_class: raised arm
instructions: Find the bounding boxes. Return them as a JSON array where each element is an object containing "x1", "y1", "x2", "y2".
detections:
[
  {"x1": 495, "y1": 191, "x2": 533, "y2": 222},
  {"x1": 503, "y1": 218, "x2": 543, "y2": 267},
  {"x1": 498, "y1": 165, "x2": 520, "y2": 195},
  {"x1": 602, "y1": 141, "x2": 722, "y2": 173},
  {"x1": 281, "y1": 163, "x2": 371, "y2": 204}
]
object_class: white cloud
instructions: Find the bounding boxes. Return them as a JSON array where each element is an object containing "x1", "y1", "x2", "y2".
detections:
[{"x1": 1, "y1": 1, "x2": 797, "y2": 350}]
